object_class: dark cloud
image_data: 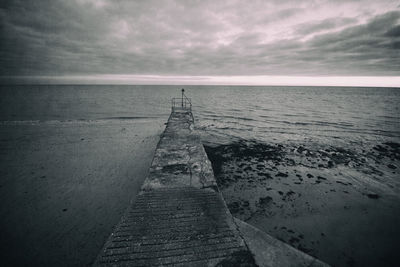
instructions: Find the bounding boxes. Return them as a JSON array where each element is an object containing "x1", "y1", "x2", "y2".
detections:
[
  {"x1": 301, "y1": 11, "x2": 400, "y2": 75},
  {"x1": 385, "y1": 25, "x2": 400, "y2": 37},
  {"x1": 0, "y1": 0, "x2": 399, "y2": 78},
  {"x1": 295, "y1": 17, "x2": 358, "y2": 36}
]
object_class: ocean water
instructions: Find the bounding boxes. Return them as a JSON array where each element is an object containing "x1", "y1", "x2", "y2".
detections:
[
  {"x1": 1, "y1": 85, "x2": 399, "y2": 143},
  {"x1": 1, "y1": 84, "x2": 399, "y2": 192},
  {"x1": 1, "y1": 84, "x2": 400, "y2": 266}
]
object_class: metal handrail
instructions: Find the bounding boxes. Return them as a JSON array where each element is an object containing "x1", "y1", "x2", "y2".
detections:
[
  {"x1": 171, "y1": 89, "x2": 192, "y2": 112},
  {"x1": 171, "y1": 97, "x2": 192, "y2": 111},
  {"x1": 183, "y1": 93, "x2": 191, "y2": 105}
]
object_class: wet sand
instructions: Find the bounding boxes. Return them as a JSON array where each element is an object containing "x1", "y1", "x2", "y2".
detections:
[
  {"x1": 205, "y1": 140, "x2": 400, "y2": 267},
  {"x1": 0, "y1": 119, "x2": 164, "y2": 266}
]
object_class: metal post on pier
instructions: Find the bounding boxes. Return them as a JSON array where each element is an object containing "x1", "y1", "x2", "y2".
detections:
[
  {"x1": 171, "y1": 89, "x2": 191, "y2": 112},
  {"x1": 181, "y1": 88, "x2": 184, "y2": 108}
]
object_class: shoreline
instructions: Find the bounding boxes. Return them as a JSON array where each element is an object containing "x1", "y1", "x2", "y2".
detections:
[{"x1": 0, "y1": 119, "x2": 164, "y2": 266}]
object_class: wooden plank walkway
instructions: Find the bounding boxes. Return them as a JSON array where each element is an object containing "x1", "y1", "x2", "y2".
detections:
[{"x1": 93, "y1": 110, "x2": 256, "y2": 266}]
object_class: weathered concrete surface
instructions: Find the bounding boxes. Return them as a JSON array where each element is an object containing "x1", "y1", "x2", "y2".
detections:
[
  {"x1": 234, "y1": 219, "x2": 329, "y2": 267},
  {"x1": 142, "y1": 110, "x2": 217, "y2": 190},
  {"x1": 93, "y1": 110, "x2": 256, "y2": 266},
  {"x1": 94, "y1": 109, "x2": 329, "y2": 267}
]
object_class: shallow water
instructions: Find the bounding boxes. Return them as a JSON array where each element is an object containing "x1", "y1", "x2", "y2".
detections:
[
  {"x1": 2, "y1": 85, "x2": 398, "y2": 142},
  {"x1": 2, "y1": 84, "x2": 398, "y2": 190},
  {"x1": 1, "y1": 84, "x2": 399, "y2": 266}
]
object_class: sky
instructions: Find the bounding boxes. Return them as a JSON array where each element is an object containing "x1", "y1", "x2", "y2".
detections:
[{"x1": 0, "y1": 0, "x2": 400, "y2": 86}]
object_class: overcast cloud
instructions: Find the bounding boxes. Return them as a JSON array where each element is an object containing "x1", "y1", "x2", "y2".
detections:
[{"x1": 0, "y1": 0, "x2": 399, "y2": 78}]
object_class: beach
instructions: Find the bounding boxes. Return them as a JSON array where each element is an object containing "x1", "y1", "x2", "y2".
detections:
[
  {"x1": 0, "y1": 119, "x2": 164, "y2": 266},
  {"x1": 204, "y1": 140, "x2": 400, "y2": 266},
  {"x1": 0, "y1": 84, "x2": 399, "y2": 266}
]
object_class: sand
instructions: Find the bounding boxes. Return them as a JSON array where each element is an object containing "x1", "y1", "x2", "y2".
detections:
[
  {"x1": 1, "y1": 116, "x2": 398, "y2": 266},
  {"x1": 205, "y1": 140, "x2": 400, "y2": 267},
  {"x1": 0, "y1": 119, "x2": 164, "y2": 266}
]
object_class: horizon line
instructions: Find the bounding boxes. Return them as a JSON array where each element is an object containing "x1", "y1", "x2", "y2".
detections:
[{"x1": 1, "y1": 75, "x2": 400, "y2": 88}]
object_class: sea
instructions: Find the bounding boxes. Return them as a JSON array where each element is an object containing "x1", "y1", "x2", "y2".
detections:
[
  {"x1": 1, "y1": 84, "x2": 400, "y2": 266},
  {"x1": 1, "y1": 84, "x2": 399, "y2": 145}
]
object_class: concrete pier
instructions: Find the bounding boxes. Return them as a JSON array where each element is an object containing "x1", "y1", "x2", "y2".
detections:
[{"x1": 94, "y1": 107, "x2": 329, "y2": 266}]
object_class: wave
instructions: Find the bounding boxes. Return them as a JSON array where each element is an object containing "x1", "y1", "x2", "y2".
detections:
[
  {"x1": 99, "y1": 116, "x2": 161, "y2": 120},
  {"x1": 204, "y1": 114, "x2": 257, "y2": 122},
  {"x1": 0, "y1": 116, "x2": 163, "y2": 125}
]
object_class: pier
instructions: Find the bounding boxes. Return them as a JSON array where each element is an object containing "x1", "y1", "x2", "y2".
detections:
[{"x1": 94, "y1": 91, "x2": 329, "y2": 266}]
